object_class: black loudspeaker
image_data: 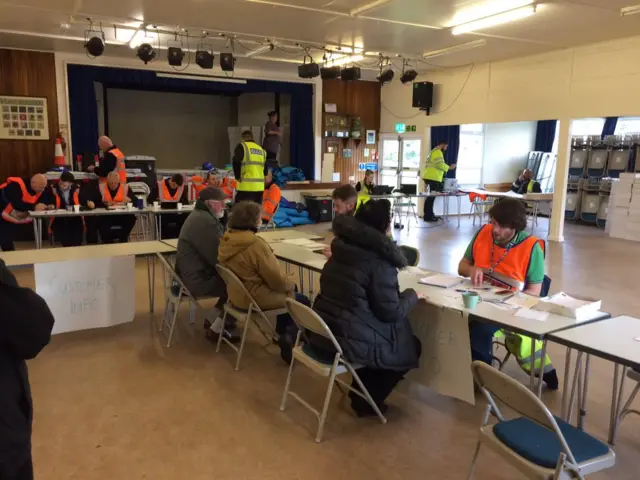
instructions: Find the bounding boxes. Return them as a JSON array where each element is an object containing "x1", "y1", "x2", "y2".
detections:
[
  {"x1": 412, "y1": 81, "x2": 434, "y2": 113},
  {"x1": 320, "y1": 66, "x2": 341, "y2": 79},
  {"x1": 298, "y1": 62, "x2": 320, "y2": 79},
  {"x1": 341, "y1": 66, "x2": 361, "y2": 81},
  {"x1": 220, "y1": 53, "x2": 235, "y2": 72}
]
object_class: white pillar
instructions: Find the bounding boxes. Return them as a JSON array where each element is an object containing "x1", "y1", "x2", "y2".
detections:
[{"x1": 549, "y1": 118, "x2": 571, "y2": 242}]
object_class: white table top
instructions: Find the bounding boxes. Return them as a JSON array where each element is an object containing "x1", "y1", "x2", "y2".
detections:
[
  {"x1": 548, "y1": 316, "x2": 640, "y2": 369},
  {"x1": 270, "y1": 242, "x2": 328, "y2": 271},
  {"x1": 30, "y1": 207, "x2": 148, "y2": 218},
  {"x1": 147, "y1": 205, "x2": 195, "y2": 214},
  {"x1": 161, "y1": 239, "x2": 179, "y2": 248},
  {"x1": 398, "y1": 270, "x2": 609, "y2": 338},
  {"x1": 257, "y1": 229, "x2": 325, "y2": 244},
  {"x1": 460, "y1": 188, "x2": 553, "y2": 202},
  {"x1": 1, "y1": 241, "x2": 176, "y2": 267}
]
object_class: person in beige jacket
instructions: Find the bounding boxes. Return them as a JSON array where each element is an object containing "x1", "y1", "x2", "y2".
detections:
[{"x1": 217, "y1": 201, "x2": 310, "y2": 363}]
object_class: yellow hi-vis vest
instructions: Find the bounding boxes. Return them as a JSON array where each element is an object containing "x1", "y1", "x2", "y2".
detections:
[
  {"x1": 355, "y1": 194, "x2": 369, "y2": 213},
  {"x1": 422, "y1": 147, "x2": 450, "y2": 183},
  {"x1": 237, "y1": 141, "x2": 266, "y2": 192},
  {"x1": 527, "y1": 180, "x2": 539, "y2": 193}
]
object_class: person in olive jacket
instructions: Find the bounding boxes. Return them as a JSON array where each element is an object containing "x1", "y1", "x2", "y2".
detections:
[
  {"x1": 0, "y1": 259, "x2": 55, "y2": 480},
  {"x1": 312, "y1": 199, "x2": 422, "y2": 417}
]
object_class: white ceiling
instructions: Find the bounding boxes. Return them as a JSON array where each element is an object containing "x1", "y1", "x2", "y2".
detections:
[{"x1": 1, "y1": 0, "x2": 640, "y2": 73}]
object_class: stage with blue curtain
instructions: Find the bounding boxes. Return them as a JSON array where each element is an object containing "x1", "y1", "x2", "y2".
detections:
[
  {"x1": 430, "y1": 125, "x2": 460, "y2": 179},
  {"x1": 67, "y1": 64, "x2": 315, "y2": 179}
]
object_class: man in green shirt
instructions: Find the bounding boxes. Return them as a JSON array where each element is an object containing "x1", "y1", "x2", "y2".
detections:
[
  {"x1": 422, "y1": 141, "x2": 456, "y2": 222},
  {"x1": 458, "y1": 199, "x2": 558, "y2": 390}
]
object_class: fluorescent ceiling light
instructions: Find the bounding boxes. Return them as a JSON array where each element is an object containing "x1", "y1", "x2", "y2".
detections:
[
  {"x1": 452, "y1": 4, "x2": 536, "y2": 35},
  {"x1": 323, "y1": 55, "x2": 364, "y2": 67},
  {"x1": 423, "y1": 39, "x2": 487, "y2": 59},
  {"x1": 156, "y1": 73, "x2": 247, "y2": 84},
  {"x1": 621, "y1": 5, "x2": 640, "y2": 16},
  {"x1": 244, "y1": 43, "x2": 274, "y2": 58}
]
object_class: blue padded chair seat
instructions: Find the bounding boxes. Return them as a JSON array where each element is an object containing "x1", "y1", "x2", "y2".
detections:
[{"x1": 493, "y1": 417, "x2": 609, "y2": 469}]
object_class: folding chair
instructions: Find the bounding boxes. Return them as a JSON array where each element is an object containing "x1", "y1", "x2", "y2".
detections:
[
  {"x1": 398, "y1": 245, "x2": 420, "y2": 267},
  {"x1": 215, "y1": 264, "x2": 287, "y2": 371},
  {"x1": 469, "y1": 192, "x2": 493, "y2": 226},
  {"x1": 612, "y1": 368, "x2": 640, "y2": 443},
  {"x1": 261, "y1": 202, "x2": 279, "y2": 232},
  {"x1": 280, "y1": 298, "x2": 387, "y2": 443},
  {"x1": 128, "y1": 181, "x2": 152, "y2": 241},
  {"x1": 156, "y1": 253, "x2": 206, "y2": 347},
  {"x1": 468, "y1": 361, "x2": 615, "y2": 480}
]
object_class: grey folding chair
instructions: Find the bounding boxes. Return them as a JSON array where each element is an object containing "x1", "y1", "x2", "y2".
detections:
[
  {"x1": 611, "y1": 368, "x2": 640, "y2": 443},
  {"x1": 280, "y1": 298, "x2": 387, "y2": 443},
  {"x1": 156, "y1": 253, "x2": 206, "y2": 347},
  {"x1": 261, "y1": 202, "x2": 279, "y2": 232},
  {"x1": 398, "y1": 245, "x2": 420, "y2": 267},
  {"x1": 215, "y1": 264, "x2": 287, "y2": 371},
  {"x1": 468, "y1": 361, "x2": 615, "y2": 480}
]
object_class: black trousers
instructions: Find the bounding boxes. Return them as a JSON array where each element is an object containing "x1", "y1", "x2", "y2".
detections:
[
  {"x1": 98, "y1": 216, "x2": 136, "y2": 243},
  {"x1": 350, "y1": 336, "x2": 422, "y2": 411},
  {"x1": 51, "y1": 218, "x2": 84, "y2": 247},
  {"x1": 266, "y1": 151, "x2": 278, "y2": 170},
  {"x1": 423, "y1": 180, "x2": 444, "y2": 219},
  {"x1": 234, "y1": 190, "x2": 264, "y2": 205},
  {"x1": 84, "y1": 216, "x2": 99, "y2": 244},
  {"x1": 0, "y1": 455, "x2": 33, "y2": 480},
  {"x1": 0, "y1": 219, "x2": 16, "y2": 251}
]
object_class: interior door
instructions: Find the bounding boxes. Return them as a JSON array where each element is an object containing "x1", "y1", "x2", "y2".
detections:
[
  {"x1": 400, "y1": 134, "x2": 422, "y2": 187},
  {"x1": 379, "y1": 134, "x2": 400, "y2": 188}
]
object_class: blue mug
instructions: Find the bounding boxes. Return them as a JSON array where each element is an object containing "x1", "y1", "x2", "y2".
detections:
[{"x1": 462, "y1": 291, "x2": 481, "y2": 310}]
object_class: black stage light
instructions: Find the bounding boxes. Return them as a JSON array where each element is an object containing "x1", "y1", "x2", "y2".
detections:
[
  {"x1": 137, "y1": 43, "x2": 156, "y2": 64},
  {"x1": 341, "y1": 66, "x2": 361, "y2": 81},
  {"x1": 320, "y1": 66, "x2": 341, "y2": 79},
  {"x1": 85, "y1": 35, "x2": 105, "y2": 57},
  {"x1": 298, "y1": 63, "x2": 319, "y2": 78},
  {"x1": 400, "y1": 69, "x2": 418, "y2": 84},
  {"x1": 377, "y1": 67, "x2": 394, "y2": 85},
  {"x1": 168, "y1": 46, "x2": 185, "y2": 67},
  {"x1": 220, "y1": 53, "x2": 235, "y2": 72},
  {"x1": 196, "y1": 50, "x2": 214, "y2": 69}
]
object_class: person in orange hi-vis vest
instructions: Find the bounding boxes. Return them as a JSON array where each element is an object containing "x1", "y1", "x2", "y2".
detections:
[
  {"x1": 49, "y1": 171, "x2": 84, "y2": 247},
  {"x1": 0, "y1": 174, "x2": 52, "y2": 251},
  {"x1": 88, "y1": 136, "x2": 126, "y2": 184},
  {"x1": 262, "y1": 170, "x2": 281, "y2": 223},
  {"x1": 149, "y1": 174, "x2": 189, "y2": 239},
  {"x1": 221, "y1": 176, "x2": 238, "y2": 199},
  {"x1": 84, "y1": 172, "x2": 138, "y2": 244}
]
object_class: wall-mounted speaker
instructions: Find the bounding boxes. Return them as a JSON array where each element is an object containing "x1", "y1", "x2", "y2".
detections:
[
  {"x1": 412, "y1": 81, "x2": 434, "y2": 114},
  {"x1": 340, "y1": 66, "x2": 361, "y2": 81}
]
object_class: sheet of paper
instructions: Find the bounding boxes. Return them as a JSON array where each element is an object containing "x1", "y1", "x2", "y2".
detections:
[
  {"x1": 281, "y1": 238, "x2": 322, "y2": 247},
  {"x1": 419, "y1": 274, "x2": 464, "y2": 288},
  {"x1": 505, "y1": 293, "x2": 540, "y2": 309},
  {"x1": 298, "y1": 241, "x2": 327, "y2": 250},
  {"x1": 515, "y1": 308, "x2": 549, "y2": 322},
  {"x1": 544, "y1": 292, "x2": 599, "y2": 309}
]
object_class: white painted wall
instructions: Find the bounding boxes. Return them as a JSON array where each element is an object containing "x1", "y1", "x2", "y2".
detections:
[
  {"x1": 482, "y1": 121, "x2": 536, "y2": 185},
  {"x1": 381, "y1": 34, "x2": 640, "y2": 241},
  {"x1": 53, "y1": 51, "x2": 322, "y2": 178},
  {"x1": 107, "y1": 89, "x2": 233, "y2": 169}
]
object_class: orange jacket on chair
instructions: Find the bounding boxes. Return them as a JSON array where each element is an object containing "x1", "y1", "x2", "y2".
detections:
[
  {"x1": 262, "y1": 184, "x2": 281, "y2": 221},
  {"x1": 471, "y1": 224, "x2": 544, "y2": 286},
  {"x1": 0, "y1": 177, "x2": 43, "y2": 224}
]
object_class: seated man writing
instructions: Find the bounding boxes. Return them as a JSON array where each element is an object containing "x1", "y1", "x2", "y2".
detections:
[{"x1": 457, "y1": 198, "x2": 558, "y2": 390}]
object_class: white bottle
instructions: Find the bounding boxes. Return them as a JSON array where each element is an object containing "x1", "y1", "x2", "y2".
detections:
[{"x1": 426, "y1": 184, "x2": 431, "y2": 195}]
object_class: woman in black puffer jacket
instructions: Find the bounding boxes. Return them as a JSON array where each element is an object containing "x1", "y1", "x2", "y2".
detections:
[{"x1": 311, "y1": 199, "x2": 422, "y2": 416}]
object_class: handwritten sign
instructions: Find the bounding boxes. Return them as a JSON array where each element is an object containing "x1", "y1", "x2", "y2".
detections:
[
  {"x1": 35, "y1": 256, "x2": 135, "y2": 334},
  {"x1": 405, "y1": 302, "x2": 475, "y2": 405}
]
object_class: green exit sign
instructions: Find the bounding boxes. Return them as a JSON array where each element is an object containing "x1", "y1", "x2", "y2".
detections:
[
  {"x1": 394, "y1": 123, "x2": 406, "y2": 133},
  {"x1": 407, "y1": 125, "x2": 417, "y2": 132}
]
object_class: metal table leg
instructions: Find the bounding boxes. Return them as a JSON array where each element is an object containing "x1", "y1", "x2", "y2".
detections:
[
  {"x1": 299, "y1": 266, "x2": 305, "y2": 295},
  {"x1": 536, "y1": 340, "x2": 548, "y2": 398},
  {"x1": 308, "y1": 270, "x2": 314, "y2": 300},
  {"x1": 529, "y1": 337, "x2": 536, "y2": 391},
  {"x1": 578, "y1": 354, "x2": 591, "y2": 429},
  {"x1": 566, "y1": 352, "x2": 584, "y2": 424},
  {"x1": 148, "y1": 254, "x2": 156, "y2": 313},
  {"x1": 609, "y1": 364, "x2": 628, "y2": 445},
  {"x1": 561, "y1": 348, "x2": 572, "y2": 419}
]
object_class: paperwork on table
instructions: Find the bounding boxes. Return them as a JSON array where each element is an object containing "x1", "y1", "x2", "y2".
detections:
[
  {"x1": 533, "y1": 292, "x2": 602, "y2": 320},
  {"x1": 281, "y1": 238, "x2": 327, "y2": 250}
]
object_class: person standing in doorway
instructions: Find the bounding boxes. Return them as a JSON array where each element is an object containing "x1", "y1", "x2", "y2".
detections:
[
  {"x1": 263, "y1": 110, "x2": 281, "y2": 169},
  {"x1": 421, "y1": 141, "x2": 456, "y2": 222},
  {"x1": 233, "y1": 131, "x2": 268, "y2": 205}
]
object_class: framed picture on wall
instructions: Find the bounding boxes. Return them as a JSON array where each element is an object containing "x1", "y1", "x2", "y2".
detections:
[{"x1": 0, "y1": 96, "x2": 49, "y2": 140}]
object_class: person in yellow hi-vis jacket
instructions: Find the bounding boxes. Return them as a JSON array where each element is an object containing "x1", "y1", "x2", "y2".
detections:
[
  {"x1": 421, "y1": 141, "x2": 456, "y2": 222},
  {"x1": 458, "y1": 198, "x2": 558, "y2": 390}
]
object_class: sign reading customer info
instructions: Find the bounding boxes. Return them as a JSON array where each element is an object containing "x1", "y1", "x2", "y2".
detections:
[{"x1": 35, "y1": 256, "x2": 135, "y2": 334}]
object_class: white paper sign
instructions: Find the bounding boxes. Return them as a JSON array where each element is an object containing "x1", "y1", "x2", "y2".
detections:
[{"x1": 35, "y1": 256, "x2": 136, "y2": 334}]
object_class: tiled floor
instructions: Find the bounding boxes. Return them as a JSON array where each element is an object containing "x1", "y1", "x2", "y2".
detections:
[{"x1": 12, "y1": 217, "x2": 640, "y2": 479}]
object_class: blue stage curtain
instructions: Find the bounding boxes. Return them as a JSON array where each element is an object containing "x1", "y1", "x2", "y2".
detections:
[
  {"x1": 430, "y1": 125, "x2": 460, "y2": 179},
  {"x1": 601, "y1": 117, "x2": 618, "y2": 139},
  {"x1": 66, "y1": 64, "x2": 314, "y2": 179},
  {"x1": 534, "y1": 120, "x2": 557, "y2": 152}
]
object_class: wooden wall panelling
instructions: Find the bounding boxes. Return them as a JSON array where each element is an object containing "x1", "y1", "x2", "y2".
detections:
[
  {"x1": 321, "y1": 79, "x2": 381, "y2": 184},
  {"x1": 0, "y1": 49, "x2": 59, "y2": 181}
]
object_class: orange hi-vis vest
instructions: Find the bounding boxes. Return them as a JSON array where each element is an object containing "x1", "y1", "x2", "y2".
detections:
[
  {"x1": 0, "y1": 177, "x2": 42, "y2": 224},
  {"x1": 99, "y1": 183, "x2": 129, "y2": 205},
  {"x1": 262, "y1": 184, "x2": 281, "y2": 221},
  {"x1": 191, "y1": 175, "x2": 205, "y2": 200},
  {"x1": 471, "y1": 224, "x2": 545, "y2": 287},
  {"x1": 158, "y1": 179, "x2": 184, "y2": 202},
  {"x1": 99, "y1": 147, "x2": 126, "y2": 184},
  {"x1": 222, "y1": 177, "x2": 237, "y2": 198},
  {"x1": 50, "y1": 186, "x2": 84, "y2": 233}
]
